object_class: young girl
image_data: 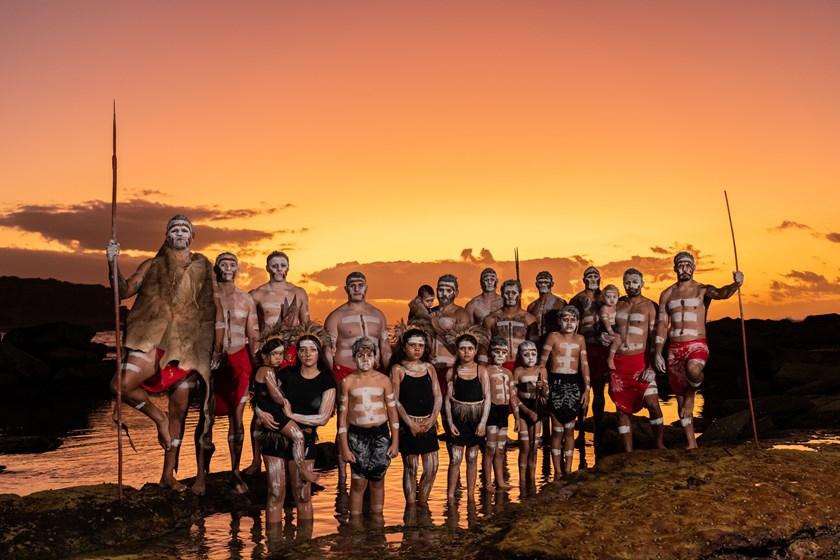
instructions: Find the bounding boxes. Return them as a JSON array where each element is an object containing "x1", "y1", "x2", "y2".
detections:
[
  {"x1": 511, "y1": 340, "x2": 547, "y2": 487},
  {"x1": 445, "y1": 326, "x2": 491, "y2": 501}
]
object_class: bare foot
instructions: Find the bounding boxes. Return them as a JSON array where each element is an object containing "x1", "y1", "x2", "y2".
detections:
[
  {"x1": 242, "y1": 461, "x2": 261, "y2": 476},
  {"x1": 483, "y1": 483, "x2": 495, "y2": 492},
  {"x1": 159, "y1": 475, "x2": 187, "y2": 492},
  {"x1": 496, "y1": 481, "x2": 512, "y2": 490},
  {"x1": 300, "y1": 468, "x2": 320, "y2": 485},
  {"x1": 155, "y1": 413, "x2": 172, "y2": 451},
  {"x1": 191, "y1": 479, "x2": 206, "y2": 496},
  {"x1": 230, "y1": 471, "x2": 249, "y2": 494}
]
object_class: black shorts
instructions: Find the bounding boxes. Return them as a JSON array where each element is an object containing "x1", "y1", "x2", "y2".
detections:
[
  {"x1": 486, "y1": 403, "x2": 510, "y2": 429},
  {"x1": 549, "y1": 373, "x2": 581, "y2": 424},
  {"x1": 348, "y1": 423, "x2": 391, "y2": 481}
]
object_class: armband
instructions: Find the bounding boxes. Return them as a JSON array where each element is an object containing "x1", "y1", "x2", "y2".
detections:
[
  {"x1": 337, "y1": 427, "x2": 347, "y2": 434},
  {"x1": 391, "y1": 423, "x2": 400, "y2": 430},
  {"x1": 215, "y1": 322, "x2": 226, "y2": 329},
  {"x1": 655, "y1": 336, "x2": 664, "y2": 344}
]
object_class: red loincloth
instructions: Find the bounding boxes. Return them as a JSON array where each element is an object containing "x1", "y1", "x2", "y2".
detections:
[
  {"x1": 434, "y1": 365, "x2": 450, "y2": 397},
  {"x1": 667, "y1": 338, "x2": 710, "y2": 395},
  {"x1": 281, "y1": 343, "x2": 297, "y2": 369},
  {"x1": 587, "y1": 343, "x2": 610, "y2": 385},
  {"x1": 503, "y1": 360, "x2": 516, "y2": 372},
  {"x1": 608, "y1": 352, "x2": 650, "y2": 414},
  {"x1": 333, "y1": 362, "x2": 355, "y2": 384},
  {"x1": 213, "y1": 346, "x2": 253, "y2": 416},
  {"x1": 141, "y1": 348, "x2": 192, "y2": 393}
]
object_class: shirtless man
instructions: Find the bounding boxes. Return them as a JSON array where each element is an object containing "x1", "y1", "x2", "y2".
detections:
[
  {"x1": 569, "y1": 266, "x2": 609, "y2": 442},
  {"x1": 337, "y1": 337, "x2": 400, "y2": 518},
  {"x1": 482, "y1": 337, "x2": 517, "y2": 492},
  {"x1": 511, "y1": 341, "x2": 547, "y2": 487},
  {"x1": 107, "y1": 215, "x2": 216, "y2": 494},
  {"x1": 654, "y1": 252, "x2": 744, "y2": 448},
  {"x1": 429, "y1": 274, "x2": 472, "y2": 397},
  {"x1": 244, "y1": 250, "x2": 310, "y2": 475},
  {"x1": 250, "y1": 251, "x2": 310, "y2": 331},
  {"x1": 527, "y1": 271, "x2": 567, "y2": 338},
  {"x1": 483, "y1": 280, "x2": 538, "y2": 369},
  {"x1": 606, "y1": 269, "x2": 664, "y2": 453},
  {"x1": 541, "y1": 306, "x2": 590, "y2": 479},
  {"x1": 465, "y1": 268, "x2": 503, "y2": 325},
  {"x1": 212, "y1": 252, "x2": 260, "y2": 493},
  {"x1": 325, "y1": 271, "x2": 392, "y2": 484}
]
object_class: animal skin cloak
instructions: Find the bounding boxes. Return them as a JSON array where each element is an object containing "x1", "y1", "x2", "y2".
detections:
[{"x1": 125, "y1": 242, "x2": 216, "y2": 450}]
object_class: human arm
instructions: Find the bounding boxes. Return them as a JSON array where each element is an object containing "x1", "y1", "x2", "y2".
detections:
[
  {"x1": 377, "y1": 310, "x2": 393, "y2": 369},
  {"x1": 337, "y1": 380, "x2": 355, "y2": 463},
  {"x1": 426, "y1": 364, "x2": 443, "y2": 432},
  {"x1": 106, "y1": 241, "x2": 150, "y2": 300},
  {"x1": 285, "y1": 388, "x2": 336, "y2": 427},
  {"x1": 540, "y1": 334, "x2": 554, "y2": 367},
  {"x1": 391, "y1": 365, "x2": 421, "y2": 435},
  {"x1": 245, "y1": 296, "x2": 260, "y2": 361},
  {"x1": 298, "y1": 288, "x2": 311, "y2": 324},
  {"x1": 654, "y1": 293, "x2": 670, "y2": 372},
  {"x1": 444, "y1": 368, "x2": 459, "y2": 436},
  {"x1": 476, "y1": 366, "x2": 491, "y2": 437},
  {"x1": 578, "y1": 337, "x2": 591, "y2": 408},
  {"x1": 705, "y1": 271, "x2": 744, "y2": 301},
  {"x1": 385, "y1": 378, "x2": 400, "y2": 458},
  {"x1": 211, "y1": 296, "x2": 225, "y2": 370},
  {"x1": 324, "y1": 312, "x2": 338, "y2": 369}
]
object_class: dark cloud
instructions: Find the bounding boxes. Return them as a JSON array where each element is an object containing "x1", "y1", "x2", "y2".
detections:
[
  {"x1": 769, "y1": 221, "x2": 812, "y2": 232},
  {"x1": 768, "y1": 270, "x2": 840, "y2": 301},
  {"x1": 649, "y1": 246, "x2": 670, "y2": 255},
  {"x1": 0, "y1": 199, "x2": 297, "y2": 252},
  {"x1": 823, "y1": 232, "x2": 840, "y2": 243}
]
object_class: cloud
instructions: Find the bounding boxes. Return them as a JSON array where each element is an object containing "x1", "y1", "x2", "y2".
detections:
[
  {"x1": 459, "y1": 248, "x2": 496, "y2": 264},
  {"x1": 768, "y1": 270, "x2": 840, "y2": 301},
  {"x1": 823, "y1": 232, "x2": 840, "y2": 243},
  {"x1": 0, "y1": 199, "x2": 297, "y2": 252},
  {"x1": 769, "y1": 220, "x2": 812, "y2": 232},
  {"x1": 649, "y1": 246, "x2": 670, "y2": 255}
]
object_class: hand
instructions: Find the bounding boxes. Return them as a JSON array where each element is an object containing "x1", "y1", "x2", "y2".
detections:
[
  {"x1": 449, "y1": 422, "x2": 460, "y2": 437},
  {"x1": 210, "y1": 351, "x2": 223, "y2": 371},
  {"x1": 527, "y1": 409, "x2": 537, "y2": 423},
  {"x1": 733, "y1": 271, "x2": 744, "y2": 286},
  {"x1": 342, "y1": 449, "x2": 357, "y2": 463},
  {"x1": 641, "y1": 367, "x2": 656, "y2": 383},
  {"x1": 599, "y1": 332, "x2": 615, "y2": 347},
  {"x1": 282, "y1": 399, "x2": 293, "y2": 416},
  {"x1": 654, "y1": 353, "x2": 666, "y2": 374},
  {"x1": 386, "y1": 443, "x2": 399, "y2": 458},
  {"x1": 106, "y1": 240, "x2": 120, "y2": 263},
  {"x1": 255, "y1": 407, "x2": 279, "y2": 430},
  {"x1": 476, "y1": 423, "x2": 486, "y2": 437},
  {"x1": 408, "y1": 419, "x2": 422, "y2": 436},
  {"x1": 580, "y1": 387, "x2": 590, "y2": 409}
]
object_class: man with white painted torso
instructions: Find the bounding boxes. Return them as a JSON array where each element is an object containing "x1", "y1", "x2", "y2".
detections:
[
  {"x1": 527, "y1": 271, "x2": 567, "y2": 338},
  {"x1": 429, "y1": 274, "x2": 471, "y2": 396},
  {"x1": 654, "y1": 252, "x2": 743, "y2": 449},
  {"x1": 465, "y1": 268, "x2": 503, "y2": 325},
  {"x1": 250, "y1": 251, "x2": 310, "y2": 334},
  {"x1": 211, "y1": 252, "x2": 260, "y2": 493},
  {"x1": 483, "y1": 279, "x2": 538, "y2": 369},
  {"x1": 606, "y1": 268, "x2": 664, "y2": 453},
  {"x1": 569, "y1": 266, "x2": 609, "y2": 442},
  {"x1": 325, "y1": 271, "x2": 392, "y2": 485}
]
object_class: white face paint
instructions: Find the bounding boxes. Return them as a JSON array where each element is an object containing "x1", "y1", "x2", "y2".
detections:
[
  {"x1": 345, "y1": 278, "x2": 368, "y2": 302},
  {"x1": 298, "y1": 340, "x2": 319, "y2": 366},
  {"x1": 166, "y1": 224, "x2": 193, "y2": 250},
  {"x1": 560, "y1": 313, "x2": 578, "y2": 334},
  {"x1": 490, "y1": 346, "x2": 508, "y2": 366},
  {"x1": 535, "y1": 277, "x2": 553, "y2": 294},
  {"x1": 502, "y1": 285, "x2": 520, "y2": 307},
  {"x1": 480, "y1": 272, "x2": 497, "y2": 292},
  {"x1": 437, "y1": 282, "x2": 457, "y2": 306},
  {"x1": 584, "y1": 271, "x2": 600, "y2": 291},
  {"x1": 216, "y1": 258, "x2": 238, "y2": 283},
  {"x1": 675, "y1": 260, "x2": 695, "y2": 281},
  {"x1": 521, "y1": 346, "x2": 538, "y2": 367},
  {"x1": 457, "y1": 342, "x2": 477, "y2": 363},
  {"x1": 354, "y1": 348, "x2": 375, "y2": 371},
  {"x1": 623, "y1": 274, "x2": 643, "y2": 297},
  {"x1": 405, "y1": 339, "x2": 425, "y2": 360},
  {"x1": 267, "y1": 256, "x2": 289, "y2": 282},
  {"x1": 604, "y1": 290, "x2": 619, "y2": 306}
]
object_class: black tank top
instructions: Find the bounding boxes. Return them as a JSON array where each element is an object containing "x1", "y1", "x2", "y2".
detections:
[
  {"x1": 453, "y1": 369, "x2": 483, "y2": 402},
  {"x1": 400, "y1": 368, "x2": 434, "y2": 416}
]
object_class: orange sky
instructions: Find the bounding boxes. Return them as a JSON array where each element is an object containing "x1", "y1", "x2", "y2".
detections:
[{"x1": 1, "y1": 1, "x2": 839, "y2": 322}]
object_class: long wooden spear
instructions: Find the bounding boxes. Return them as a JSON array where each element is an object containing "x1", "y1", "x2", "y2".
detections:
[
  {"x1": 724, "y1": 191, "x2": 760, "y2": 450},
  {"x1": 514, "y1": 247, "x2": 520, "y2": 283},
  {"x1": 111, "y1": 102, "x2": 125, "y2": 502}
]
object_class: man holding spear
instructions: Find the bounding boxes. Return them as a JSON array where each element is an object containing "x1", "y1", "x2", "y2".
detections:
[
  {"x1": 107, "y1": 215, "x2": 218, "y2": 493},
  {"x1": 654, "y1": 252, "x2": 743, "y2": 449}
]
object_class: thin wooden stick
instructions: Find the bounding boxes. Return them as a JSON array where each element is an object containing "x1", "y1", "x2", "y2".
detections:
[
  {"x1": 111, "y1": 102, "x2": 125, "y2": 502},
  {"x1": 724, "y1": 190, "x2": 760, "y2": 450}
]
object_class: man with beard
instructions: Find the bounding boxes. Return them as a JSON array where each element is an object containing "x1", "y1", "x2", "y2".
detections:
[
  {"x1": 244, "y1": 250, "x2": 310, "y2": 475},
  {"x1": 606, "y1": 268, "x2": 664, "y2": 453},
  {"x1": 465, "y1": 268, "x2": 503, "y2": 325},
  {"x1": 483, "y1": 280, "x2": 538, "y2": 371},
  {"x1": 569, "y1": 266, "x2": 609, "y2": 442},
  {"x1": 325, "y1": 272, "x2": 392, "y2": 484},
  {"x1": 429, "y1": 274, "x2": 472, "y2": 397},
  {"x1": 527, "y1": 271, "x2": 567, "y2": 338},
  {"x1": 107, "y1": 215, "x2": 215, "y2": 494},
  {"x1": 211, "y1": 252, "x2": 260, "y2": 493},
  {"x1": 654, "y1": 252, "x2": 743, "y2": 448}
]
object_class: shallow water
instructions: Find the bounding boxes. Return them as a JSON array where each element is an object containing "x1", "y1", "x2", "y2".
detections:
[{"x1": 0, "y1": 331, "x2": 703, "y2": 558}]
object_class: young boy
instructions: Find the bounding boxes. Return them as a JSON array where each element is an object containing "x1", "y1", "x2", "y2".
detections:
[
  {"x1": 338, "y1": 337, "x2": 400, "y2": 517},
  {"x1": 482, "y1": 337, "x2": 518, "y2": 491},
  {"x1": 599, "y1": 285, "x2": 622, "y2": 370},
  {"x1": 511, "y1": 340, "x2": 547, "y2": 487}
]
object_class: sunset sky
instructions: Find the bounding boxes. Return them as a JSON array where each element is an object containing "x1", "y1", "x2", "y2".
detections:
[{"x1": 2, "y1": 1, "x2": 839, "y2": 322}]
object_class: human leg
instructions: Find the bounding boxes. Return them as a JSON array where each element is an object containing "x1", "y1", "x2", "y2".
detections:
[
  {"x1": 263, "y1": 455, "x2": 286, "y2": 524},
  {"x1": 418, "y1": 451, "x2": 439, "y2": 503},
  {"x1": 403, "y1": 453, "x2": 419, "y2": 503},
  {"x1": 447, "y1": 445, "x2": 464, "y2": 500},
  {"x1": 112, "y1": 350, "x2": 171, "y2": 449}
]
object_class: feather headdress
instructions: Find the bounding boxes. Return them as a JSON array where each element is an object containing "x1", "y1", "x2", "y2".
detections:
[
  {"x1": 445, "y1": 323, "x2": 489, "y2": 349},
  {"x1": 393, "y1": 318, "x2": 434, "y2": 346},
  {"x1": 291, "y1": 320, "x2": 333, "y2": 350}
]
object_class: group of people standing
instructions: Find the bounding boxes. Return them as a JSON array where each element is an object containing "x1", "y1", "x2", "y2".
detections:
[{"x1": 107, "y1": 215, "x2": 744, "y2": 525}]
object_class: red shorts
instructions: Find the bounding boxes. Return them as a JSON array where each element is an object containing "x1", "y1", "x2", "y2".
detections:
[
  {"x1": 586, "y1": 343, "x2": 610, "y2": 386},
  {"x1": 608, "y1": 353, "x2": 652, "y2": 414},
  {"x1": 333, "y1": 362, "x2": 355, "y2": 384},
  {"x1": 141, "y1": 348, "x2": 192, "y2": 393},
  {"x1": 213, "y1": 346, "x2": 253, "y2": 416},
  {"x1": 434, "y1": 364, "x2": 450, "y2": 397},
  {"x1": 668, "y1": 338, "x2": 710, "y2": 395}
]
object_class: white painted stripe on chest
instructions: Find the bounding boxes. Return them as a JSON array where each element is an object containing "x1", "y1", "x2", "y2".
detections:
[
  {"x1": 629, "y1": 313, "x2": 645, "y2": 322},
  {"x1": 341, "y1": 315, "x2": 381, "y2": 325},
  {"x1": 628, "y1": 326, "x2": 644, "y2": 335},
  {"x1": 668, "y1": 297, "x2": 701, "y2": 309}
]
